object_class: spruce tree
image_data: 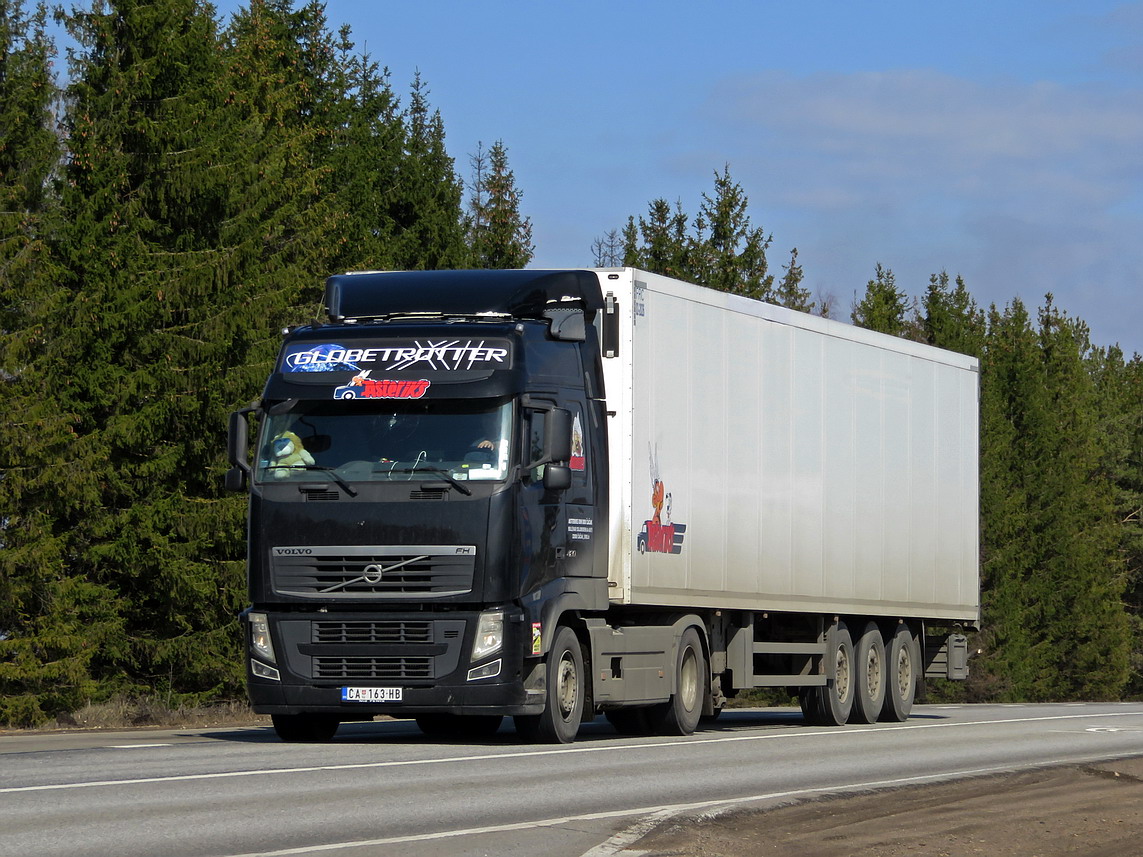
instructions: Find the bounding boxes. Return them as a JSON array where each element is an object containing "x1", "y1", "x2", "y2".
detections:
[
  {"x1": 921, "y1": 271, "x2": 985, "y2": 357},
  {"x1": 978, "y1": 297, "x2": 1131, "y2": 700},
  {"x1": 324, "y1": 41, "x2": 403, "y2": 272},
  {"x1": 617, "y1": 166, "x2": 777, "y2": 300},
  {"x1": 41, "y1": 0, "x2": 258, "y2": 707},
  {"x1": 631, "y1": 198, "x2": 690, "y2": 279},
  {"x1": 1086, "y1": 346, "x2": 1143, "y2": 695},
  {"x1": 691, "y1": 165, "x2": 772, "y2": 299},
  {"x1": 851, "y1": 264, "x2": 915, "y2": 337},
  {"x1": 466, "y1": 140, "x2": 533, "y2": 269},
  {"x1": 773, "y1": 247, "x2": 814, "y2": 313},
  {"x1": 389, "y1": 72, "x2": 467, "y2": 269},
  {"x1": 0, "y1": 0, "x2": 130, "y2": 726}
]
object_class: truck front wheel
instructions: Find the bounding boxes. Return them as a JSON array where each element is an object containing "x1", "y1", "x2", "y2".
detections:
[{"x1": 514, "y1": 625, "x2": 585, "y2": 744}]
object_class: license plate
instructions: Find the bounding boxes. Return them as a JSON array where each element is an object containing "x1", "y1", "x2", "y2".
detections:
[{"x1": 341, "y1": 686, "x2": 402, "y2": 703}]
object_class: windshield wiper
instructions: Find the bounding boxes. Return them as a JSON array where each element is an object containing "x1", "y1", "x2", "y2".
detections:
[
  {"x1": 266, "y1": 464, "x2": 358, "y2": 497},
  {"x1": 390, "y1": 466, "x2": 472, "y2": 496}
]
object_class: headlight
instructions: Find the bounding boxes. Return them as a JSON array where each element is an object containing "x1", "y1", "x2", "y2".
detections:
[
  {"x1": 471, "y1": 610, "x2": 505, "y2": 661},
  {"x1": 249, "y1": 612, "x2": 276, "y2": 663}
]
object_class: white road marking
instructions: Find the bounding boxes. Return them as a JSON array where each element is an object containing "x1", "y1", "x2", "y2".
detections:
[
  {"x1": 2, "y1": 709, "x2": 1140, "y2": 795},
  {"x1": 107, "y1": 743, "x2": 173, "y2": 749}
]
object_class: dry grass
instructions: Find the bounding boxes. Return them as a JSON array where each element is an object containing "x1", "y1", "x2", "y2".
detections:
[{"x1": 25, "y1": 697, "x2": 270, "y2": 732}]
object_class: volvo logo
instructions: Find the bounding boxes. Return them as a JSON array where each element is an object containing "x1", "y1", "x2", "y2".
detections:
[{"x1": 362, "y1": 564, "x2": 386, "y2": 584}]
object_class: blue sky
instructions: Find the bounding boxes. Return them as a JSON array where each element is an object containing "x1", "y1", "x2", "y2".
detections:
[{"x1": 221, "y1": 1, "x2": 1143, "y2": 354}]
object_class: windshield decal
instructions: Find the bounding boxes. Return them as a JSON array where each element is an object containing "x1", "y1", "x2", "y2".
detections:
[
  {"x1": 333, "y1": 371, "x2": 429, "y2": 400},
  {"x1": 283, "y1": 338, "x2": 512, "y2": 373}
]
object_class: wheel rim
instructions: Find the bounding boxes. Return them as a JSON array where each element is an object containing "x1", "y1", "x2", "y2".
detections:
[
  {"x1": 556, "y1": 651, "x2": 579, "y2": 719},
  {"x1": 866, "y1": 645, "x2": 883, "y2": 700},
  {"x1": 835, "y1": 645, "x2": 852, "y2": 704},
  {"x1": 895, "y1": 645, "x2": 913, "y2": 700},
  {"x1": 679, "y1": 646, "x2": 699, "y2": 711}
]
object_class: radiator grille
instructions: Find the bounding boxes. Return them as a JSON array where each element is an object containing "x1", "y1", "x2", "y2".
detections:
[{"x1": 271, "y1": 545, "x2": 476, "y2": 599}]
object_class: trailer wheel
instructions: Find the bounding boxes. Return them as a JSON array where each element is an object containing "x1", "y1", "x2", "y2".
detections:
[
  {"x1": 880, "y1": 623, "x2": 918, "y2": 722},
  {"x1": 804, "y1": 621, "x2": 854, "y2": 726},
  {"x1": 271, "y1": 713, "x2": 339, "y2": 743},
  {"x1": 648, "y1": 627, "x2": 706, "y2": 736},
  {"x1": 851, "y1": 621, "x2": 887, "y2": 724},
  {"x1": 514, "y1": 625, "x2": 585, "y2": 744}
]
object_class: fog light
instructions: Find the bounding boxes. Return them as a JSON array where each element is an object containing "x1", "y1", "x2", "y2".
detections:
[
  {"x1": 251, "y1": 659, "x2": 280, "y2": 681},
  {"x1": 467, "y1": 659, "x2": 502, "y2": 681}
]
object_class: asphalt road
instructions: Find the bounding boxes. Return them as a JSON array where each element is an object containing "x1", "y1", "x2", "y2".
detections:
[{"x1": 3, "y1": 703, "x2": 1143, "y2": 857}]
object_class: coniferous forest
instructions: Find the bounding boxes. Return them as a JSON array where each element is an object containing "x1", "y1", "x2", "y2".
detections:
[{"x1": 1, "y1": 0, "x2": 1140, "y2": 726}]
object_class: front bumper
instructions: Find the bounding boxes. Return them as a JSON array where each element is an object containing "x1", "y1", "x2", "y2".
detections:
[{"x1": 245, "y1": 606, "x2": 545, "y2": 717}]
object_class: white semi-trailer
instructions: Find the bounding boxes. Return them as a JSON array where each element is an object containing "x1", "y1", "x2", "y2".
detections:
[{"x1": 228, "y1": 267, "x2": 979, "y2": 742}]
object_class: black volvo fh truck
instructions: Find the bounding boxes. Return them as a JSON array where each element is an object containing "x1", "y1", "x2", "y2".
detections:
[{"x1": 228, "y1": 268, "x2": 978, "y2": 744}]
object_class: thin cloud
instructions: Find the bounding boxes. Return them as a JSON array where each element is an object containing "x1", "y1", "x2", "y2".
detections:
[
  {"x1": 709, "y1": 69, "x2": 1143, "y2": 212},
  {"x1": 698, "y1": 69, "x2": 1143, "y2": 351}
]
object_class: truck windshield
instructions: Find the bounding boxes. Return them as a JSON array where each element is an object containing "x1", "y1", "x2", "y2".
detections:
[{"x1": 254, "y1": 399, "x2": 512, "y2": 484}]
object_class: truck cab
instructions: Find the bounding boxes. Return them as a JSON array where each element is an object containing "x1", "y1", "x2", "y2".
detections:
[{"x1": 228, "y1": 270, "x2": 613, "y2": 741}]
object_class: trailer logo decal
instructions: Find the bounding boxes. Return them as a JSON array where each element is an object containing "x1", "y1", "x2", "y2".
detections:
[
  {"x1": 333, "y1": 371, "x2": 430, "y2": 400},
  {"x1": 638, "y1": 445, "x2": 686, "y2": 555}
]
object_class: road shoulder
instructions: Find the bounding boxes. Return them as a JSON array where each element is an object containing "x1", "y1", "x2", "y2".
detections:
[{"x1": 623, "y1": 757, "x2": 1143, "y2": 856}]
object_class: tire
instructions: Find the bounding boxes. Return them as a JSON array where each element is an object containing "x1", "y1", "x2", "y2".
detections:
[
  {"x1": 647, "y1": 627, "x2": 706, "y2": 736},
  {"x1": 271, "y1": 713, "x2": 340, "y2": 743},
  {"x1": 799, "y1": 687, "x2": 823, "y2": 725},
  {"x1": 605, "y1": 707, "x2": 654, "y2": 736},
  {"x1": 416, "y1": 713, "x2": 504, "y2": 738},
  {"x1": 816, "y1": 620, "x2": 855, "y2": 726},
  {"x1": 880, "y1": 623, "x2": 919, "y2": 722},
  {"x1": 851, "y1": 621, "x2": 887, "y2": 724},
  {"x1": 513, "y1": 625, "x2": 585, "y2": 744}
]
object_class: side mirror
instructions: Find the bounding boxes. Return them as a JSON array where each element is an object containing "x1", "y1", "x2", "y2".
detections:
[
  {"x1": 224, "y1": 466, "x2": 247, "y2": 492},
  {"x1": 546, "y1": 408, "x2": 572, "y2": 463},
  {"x1": 543, "y1": 464, "x2": 571, "y2": 491},
  {"x1": 226, "y1": 407, "x2": 257, "y2": 491},
  {"x1": 228, "y1": 410, "x2": 249, "y2": 468}
]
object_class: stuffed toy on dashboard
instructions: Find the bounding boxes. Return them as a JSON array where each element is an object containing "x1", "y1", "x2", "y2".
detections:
[{"x1": 270, "y1": 431, "x2": 314, "y2": 477}]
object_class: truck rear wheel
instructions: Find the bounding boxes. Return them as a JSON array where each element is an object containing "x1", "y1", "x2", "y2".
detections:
[
  {"x1": 271, "y1": 713, "x2": 339, "y2": 743},
  {"x1": 514, "y1": 625, "x2": 585, "y2": 744},
  {"x1": 648, "y1": 627, "x2": 706, "y2": 736},
  {"x1": 880, "y1": 623, "x2": 918, "y2": 722},
  {"x1": 851, "y1": 621, "x2": 887, "y2": 724}
]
